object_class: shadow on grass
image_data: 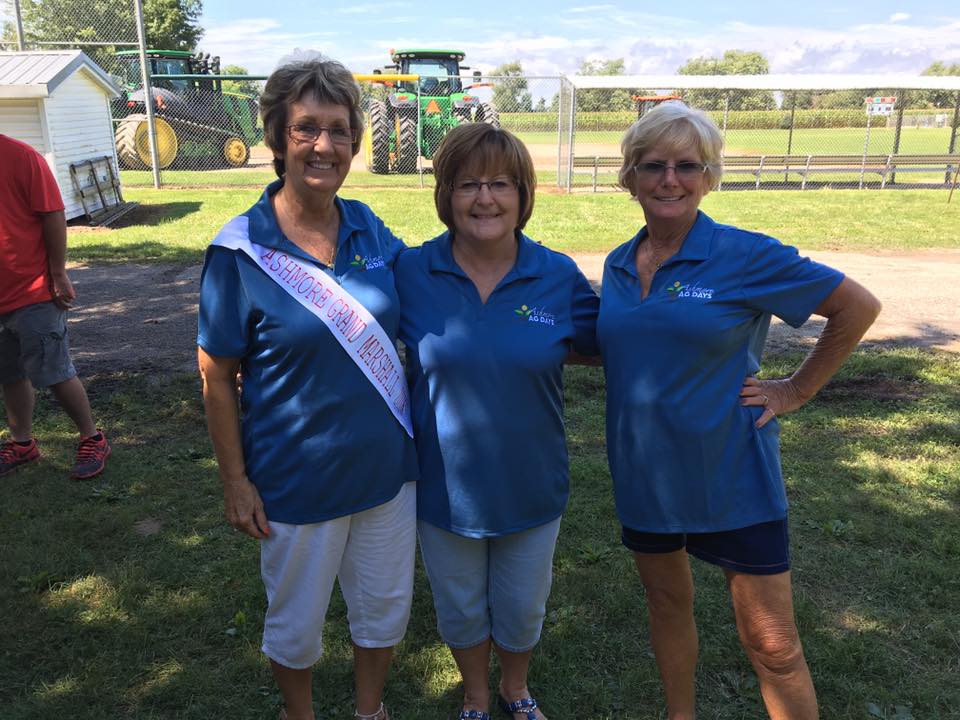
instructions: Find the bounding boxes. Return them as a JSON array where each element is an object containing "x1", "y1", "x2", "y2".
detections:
[{"x1": 1, "y1": 350, "x2": 957, "y2": 718}]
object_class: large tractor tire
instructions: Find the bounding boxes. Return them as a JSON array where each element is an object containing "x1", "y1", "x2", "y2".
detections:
[
  {"x1": 366, "y1": 100, "x2": 391, "y2": 174},
  {"x1": 477, "y1": 102, "x2": 501, "y2": 128},
  {"x1": 115, "y1": 114, "x2": 179, "y2": 169},
  {"x1": 395, "y1": 112, "x2": 419, "y2": 174},
  {"x1": 222, "y1": 136, "x2": 250, "y2": 167}
]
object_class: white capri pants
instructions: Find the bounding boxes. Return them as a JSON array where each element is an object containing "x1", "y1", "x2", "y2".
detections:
[{"x1": 260, "y1": 482, "x2": 416, "y2": 669}]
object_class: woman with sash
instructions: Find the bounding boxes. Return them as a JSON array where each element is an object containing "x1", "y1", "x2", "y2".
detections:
[
  {"x1": 198, "y1": 55, "x2": 416, "y2": 720},
  {"x1": 395, "y1": 124, "x2": 600, "y2": 720}
]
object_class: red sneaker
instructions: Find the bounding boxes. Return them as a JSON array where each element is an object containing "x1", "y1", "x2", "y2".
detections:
[
  {"x1": 0, "y1": 438, "x2": 41, "y2": 477},
  {"x1": 70, "y1": 430, "x2": 111, "y2": 480}
]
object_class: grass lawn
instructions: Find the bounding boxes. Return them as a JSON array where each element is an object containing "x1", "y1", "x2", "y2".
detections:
[
  {"x1": 67, "y1": 187, "x2": 960, "y2": 264},
  {"x1": 1, "y1": 348, "x2": 958, "y2": 718}
]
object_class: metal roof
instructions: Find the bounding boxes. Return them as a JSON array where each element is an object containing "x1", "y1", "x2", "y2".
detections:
[
  {"x1": 0, "y1": 50, "x2": 121, "y2": 99},
  {"x1": 571, "y1": 74, "x2": 960, "y2": 91}
]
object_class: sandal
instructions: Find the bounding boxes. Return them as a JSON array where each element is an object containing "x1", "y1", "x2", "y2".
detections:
[
  {"x1": 458, "y1": 711, "x2": 491, "y2": 720},
  {"x1": 497, "y1": 695, "x2": 542, "y2": 719},
  {"x1": 355, "y1": 703, "x2": 389, "y2": 720}
]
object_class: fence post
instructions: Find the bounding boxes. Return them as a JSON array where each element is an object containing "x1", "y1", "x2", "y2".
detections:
[
  {"x1": 785, "y1": 91, "x2": 797, "y2": 183},
  {"x1": 890, "y1": 94, "x2": 905, "y2": 185},
  {"x1": 12, "y1": 0, "x2": 25, "y2": 50},
  {"x1": 722, "y1": 93, "x2": 729, "y2": 146},
  {"x1": 555, "y1": 77, "x2": 562, "y2": 189},
  {"x1": 948, "y1": 92, "x2": 960, "y2": 184},
  {"x1": 131, "y1": 0, "x2": 161, "y2": 189},
  {"x1": 567, "y1": 82, "x2": 576, "y2": 191}
]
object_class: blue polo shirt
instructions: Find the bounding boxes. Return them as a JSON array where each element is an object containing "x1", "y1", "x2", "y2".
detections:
[
  {"x1": 598, "y1": 211, "x2": 844, "y2": 533},
  {"x1": 396, "y1": 232, "x2": 599, "y2": 537},
  {"x1": 198, "y1": 180, "x2": 418, "y2": 524}
]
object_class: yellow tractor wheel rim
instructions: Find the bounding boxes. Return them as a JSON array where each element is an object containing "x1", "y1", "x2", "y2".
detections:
[
  {"x1": 134, "y1": 117, "x2": 178, "y2": 168},
  {"x1": 223, "y1": 137, "x2": 248, "y2": 167},
  {"x1": 362, "y1": 125, "x2": 373, "y2": 168}
]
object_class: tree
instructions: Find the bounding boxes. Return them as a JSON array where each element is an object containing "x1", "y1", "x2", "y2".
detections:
[
  {"x1": 221, "y1": 64, "x2": 261, "y2": 100},
  {"x1": 142, "y1": 0, "x2": 202, "y2": 50},
  {"x1": 491, "y1": 61, "x2": 532, "y2": 112},
  {"x1": 919, "y1": 61, "x2": 960, "y2": 108},
  {"x1": 676, "y1": 50, "x2": 775, "y2": 111},
  {"x1": 575, "y1": 57, "x2": 634, "y2": 113},
  {"x1": 10, "y1": 0, "x2": 203, "y2": 74}
]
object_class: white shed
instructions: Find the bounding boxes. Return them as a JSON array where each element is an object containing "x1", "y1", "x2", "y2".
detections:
[{"x1": 0, "y1": 50, "x2": 123, "y2": 221}]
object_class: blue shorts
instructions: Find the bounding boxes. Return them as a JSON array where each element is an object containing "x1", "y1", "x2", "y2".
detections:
[
  {"x1": 621, "y1": 518, "x2": 790, "y2": 576},
  {"x1": 417, "y1": 517, "x2": 561, "y2": 652},
  {"x1": 0, "y1": 301, "x2": 77, "y2": 388}
]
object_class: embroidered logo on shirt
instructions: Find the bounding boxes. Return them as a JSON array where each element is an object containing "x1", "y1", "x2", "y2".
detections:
[
  {"x1": 351, "y1": 254, "x2": 385, "y2": 271},
  {"x1": 514, "y1": 304, "x2": 556, "y2": 326},
  {"x1": 665, "y1": 280, "x2": 714, "y2": 300}
]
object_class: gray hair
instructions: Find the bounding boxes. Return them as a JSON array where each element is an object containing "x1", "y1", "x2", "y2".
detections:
[
  {"x1": 260, "y1": 54, "x2": 364, "y2": 178},
  {"x1": 618, "y1": 101, "x2": 724, "y2": 193}
]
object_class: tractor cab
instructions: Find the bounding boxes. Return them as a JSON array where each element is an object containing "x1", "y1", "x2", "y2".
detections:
[
  {"x1": 114, "y1": 50, "x2": 221, "y2": 95},
  {"x1": 391, "y1": 50, "x2": 465, "y2": 96},
  {"x1": 365, "y1": 48, "x2": 497, "y2": 175}
]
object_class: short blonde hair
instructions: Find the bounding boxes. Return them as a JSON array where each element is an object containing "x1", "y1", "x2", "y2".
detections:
[
  {"x1": 432, "y1": 123, "x2": 537, "y2": 233},
  {"x1": 618, "y1": 102, "x2": 723, "y2": 193}
]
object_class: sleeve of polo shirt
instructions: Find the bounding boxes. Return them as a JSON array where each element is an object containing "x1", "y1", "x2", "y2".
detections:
[
  {"x1": 197, "y1": 245, "x2": 253, "y2": 357},
  {"x1": 741, "y1": 233, "x2": 845, "y2": 329},
  {"x1": 570, "y1": 267, "x2": 600, "y2": 356},
  {"x1": 381, "y1": 219, "x2": 407, "y2": 266}
]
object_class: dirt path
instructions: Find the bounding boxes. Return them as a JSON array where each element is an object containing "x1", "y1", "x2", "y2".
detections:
[{"x1": 64, "y1": 249, "x2": 959, "y2": 378}]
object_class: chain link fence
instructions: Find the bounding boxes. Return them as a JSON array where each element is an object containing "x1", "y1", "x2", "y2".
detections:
[
  {"x1": 3, "y1": 1, "x2": 960, "y2": 192},
  {"x1": 563, "y1": 85, "x2": 960, "y2": 191}
]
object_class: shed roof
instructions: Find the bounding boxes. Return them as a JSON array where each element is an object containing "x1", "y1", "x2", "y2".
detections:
[{"x1": 0, "y1": 50, "x2": 121, "y2": 99}]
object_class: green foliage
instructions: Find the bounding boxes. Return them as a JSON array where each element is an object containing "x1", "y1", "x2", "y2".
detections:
[
  {"x1": 491, "y1": 61, "x2": 532, "y2": 113},
  {"x1": 502, "y1": 108, "x2": 883, "y2": 133},
  {"x1": 221, "y1": 64, "x2": 261, "y2": 100},
  {"x1": 918, "y1": 61, "x2": 960, "y2": 109},
  {"x1": 576, "y1": 58, "x2": 635, "y2": 113},
  {"x1": 141, "y1": 0, "x2": 202, "y2": 50},
  {"x1": 10, "y1": 0, "x2": 203, "y2": 73},
  {"x1": 677, "y1": 50, "x2": 775, "y2": 111}
]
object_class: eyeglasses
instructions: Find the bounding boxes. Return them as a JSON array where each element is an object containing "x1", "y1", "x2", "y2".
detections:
[
  {"x1": 451, "y1": 177, "x2": 519, "y2": 197},
  {"x1": 285, "y1": 124, "x2": 358, "y2": 145},
  {"x1": 633, "y1": 161, "x2": 707, "y2": 180}
]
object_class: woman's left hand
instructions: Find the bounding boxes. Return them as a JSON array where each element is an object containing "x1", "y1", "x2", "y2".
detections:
[{"x1": 740, "y1": 376, "x2": 807, "y2": 428}]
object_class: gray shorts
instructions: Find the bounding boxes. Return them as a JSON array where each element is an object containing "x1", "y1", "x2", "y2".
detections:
[{"x1": 0, "y1": 301, "x2": 77, "y2": 388}]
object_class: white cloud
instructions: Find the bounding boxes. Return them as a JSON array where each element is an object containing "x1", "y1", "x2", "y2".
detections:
[
  {"x1": 889, "y1": 12, "x2": 910, "y2": 22},
  {"x1": 200, "y1": 10, "x2": 960, "y2": 79}
]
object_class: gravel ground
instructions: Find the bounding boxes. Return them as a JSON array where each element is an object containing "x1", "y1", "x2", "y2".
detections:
[{"x1": 64, "y1": 248, "x2": 959, "y2": 378}]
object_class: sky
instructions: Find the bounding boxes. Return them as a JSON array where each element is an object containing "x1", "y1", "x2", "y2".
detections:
[{"x1": 198, "y1": 1, "x2": 960, "y2": 78}]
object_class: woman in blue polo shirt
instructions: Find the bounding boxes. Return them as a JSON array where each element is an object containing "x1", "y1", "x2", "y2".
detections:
[
  {"x1": 396, "y1": 124, "x2": 599, "y2": 720},
  {"x1": 198, "y1": 56, "x2": 415, "y2": 720},
  {"x1": 598, "y1": 102, "x2": 881, "y2": 719}
]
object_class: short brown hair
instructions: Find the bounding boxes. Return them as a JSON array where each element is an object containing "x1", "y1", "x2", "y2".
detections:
[
  {"x1": 619, "y1": 101, "x2": 724, "y2": 193},
  {"x1": 260, "y1": 56, "x2": 364, "y2": 178},
  {"x1": 432, "y1": 124, "x2": 537, "y2": 233}
]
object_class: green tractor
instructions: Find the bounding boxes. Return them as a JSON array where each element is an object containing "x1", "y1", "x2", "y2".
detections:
[
  {"x1": 112, "y1": 49, "x2": 261, "y2": 169},
  {"x1": 364, "y1": 49, "x2": 499, "y2": 174}
]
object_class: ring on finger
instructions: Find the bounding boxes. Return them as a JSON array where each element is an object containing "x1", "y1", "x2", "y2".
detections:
[{"x1": 761, "y1": 394, "x2": 769, "y2": 406}]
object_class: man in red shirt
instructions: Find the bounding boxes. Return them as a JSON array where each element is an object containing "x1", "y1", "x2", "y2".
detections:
[{"x1": 0, "y1": 134, "x2": 111, "y2": 479}]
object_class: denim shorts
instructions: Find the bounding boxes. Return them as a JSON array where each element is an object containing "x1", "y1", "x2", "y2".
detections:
[
  {"x1": 418, "y1": 517, "x2": 562, "y2": 652},
  {"x1": 0, "y1": 301, "x2": 77, "y2": 387},
  {"x1": 621, "y1": 517, "x2": 790, "y2": 575}
]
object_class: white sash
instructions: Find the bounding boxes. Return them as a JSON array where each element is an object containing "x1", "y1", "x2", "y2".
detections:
[{"x1": 211, "y1": 216, "x2": 413, "y2": 437}]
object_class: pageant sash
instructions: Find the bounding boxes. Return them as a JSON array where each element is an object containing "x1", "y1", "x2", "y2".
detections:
[{"x1": 212, "y1": 216, "x2": 413, "y2": 437}]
